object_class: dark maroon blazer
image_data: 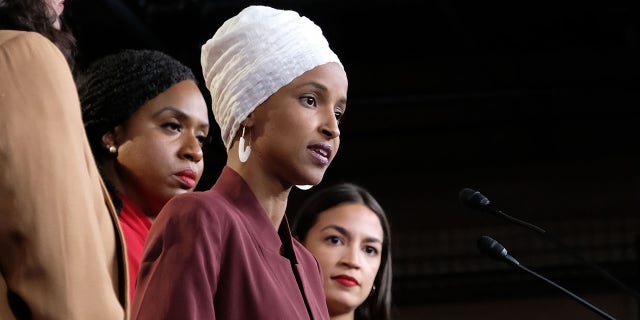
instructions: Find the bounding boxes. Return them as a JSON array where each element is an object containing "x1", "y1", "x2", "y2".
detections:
[{"x1": 132, "y1": 166, "x2": 330, "y2": 320}]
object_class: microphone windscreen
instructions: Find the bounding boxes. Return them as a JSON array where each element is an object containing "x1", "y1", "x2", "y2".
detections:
[
  {"x1": 477, "y1": 235, "x2": 508, "y2": 260},
  {"x1": 459, "y1": 188, "x2": 490, "y2": 209}
]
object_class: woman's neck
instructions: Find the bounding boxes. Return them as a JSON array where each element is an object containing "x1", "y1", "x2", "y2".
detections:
[
  {"x1": 330, "y1": 311, "x2": 355, "y2": 320},
  {"x1": 229, "y1": 162, "x2": 291, "y2": 230}
]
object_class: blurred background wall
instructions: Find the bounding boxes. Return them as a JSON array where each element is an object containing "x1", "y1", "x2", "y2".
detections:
[{"x1": 66, "y1": 1, "x2": 640, "y2": 318}]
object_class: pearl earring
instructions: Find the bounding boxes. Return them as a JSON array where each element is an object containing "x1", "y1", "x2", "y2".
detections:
[{"x1": 108, "y1": 145, "x2": 117, "y2": 154}]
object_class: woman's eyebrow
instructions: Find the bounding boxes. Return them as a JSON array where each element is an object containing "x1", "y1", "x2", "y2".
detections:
[
  {"x1": 321, "y1": 224, "x2": 350, "y2": 238},
  {"x1": 153, "y1": 107, "x2": 210, "y2": 129}
]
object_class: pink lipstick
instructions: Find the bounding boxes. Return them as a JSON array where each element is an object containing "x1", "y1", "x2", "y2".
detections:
[{"x1": 175, "y1": 170, "x2": 197, "y2": 189}]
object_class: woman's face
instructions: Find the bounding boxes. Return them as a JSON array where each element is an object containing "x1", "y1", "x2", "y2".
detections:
[
  {"x1": 110, "y1": 80, "x2": 209, "y2": 217},
  {"x1": 47, "y1": 0, "x2": 64, "y2": 29},
  {"x1": 302, "y1": 203, "x2": 383, "y2": 317},
  {"x1": 247, "y1": 62, "x2": 348, "y2": 187}
]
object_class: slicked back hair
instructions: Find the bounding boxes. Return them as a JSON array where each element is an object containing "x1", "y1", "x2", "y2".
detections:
[{"x1": 292, "y1": 182, "x2": 393, "y2": 320}]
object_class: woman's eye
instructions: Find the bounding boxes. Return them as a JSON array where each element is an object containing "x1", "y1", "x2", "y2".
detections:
[
  {"x1": 364, "y1": 246, "x2": 379, "y2": 256},
  {"x1": 325, "y1": 235, "x2": 342, "y2": 245},
  {"x1": 163, "y1": 122, "x2": 181, "y2": 132},
  {"x1": 301, "y1": 96, "x2": 316, "y2": 107}
]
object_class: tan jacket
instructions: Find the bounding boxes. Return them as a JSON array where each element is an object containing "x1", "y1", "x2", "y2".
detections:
[{"x1": 0, "y1": 30, "x2": 129, "y2": 319}]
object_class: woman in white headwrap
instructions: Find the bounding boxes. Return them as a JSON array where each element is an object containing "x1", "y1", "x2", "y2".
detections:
[{"x1": 132, "y1": 5, "x2": 348, "y2": 320}]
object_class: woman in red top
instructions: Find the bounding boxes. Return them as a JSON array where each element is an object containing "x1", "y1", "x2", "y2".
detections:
[{"x1": 78, "y1": 49, "x2": 210, "y2": 301}]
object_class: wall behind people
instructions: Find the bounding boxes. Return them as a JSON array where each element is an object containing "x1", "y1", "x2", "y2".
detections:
[{"x1": 66, "y1": 1, "x2": 640, "y2": 319}]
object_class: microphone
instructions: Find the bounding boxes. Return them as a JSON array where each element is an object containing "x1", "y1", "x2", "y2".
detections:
[
  {"x1": 459, "y1": 188, "x2": 545, "y2": 233},
  {"x1": 460, "y1": 187, "x2": 640, "y2": 301},
  {"x1": 477, "y1": 236, "x2": 617, "y2": 320}
]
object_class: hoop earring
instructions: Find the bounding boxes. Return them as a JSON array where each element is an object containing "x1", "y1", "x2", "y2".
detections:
[
  {"x1": 107, "y1": 145, "x2": 117, "y2": 154},
  {"x1": 238, "y1": 126, "x2": 251, "y2": 163}
]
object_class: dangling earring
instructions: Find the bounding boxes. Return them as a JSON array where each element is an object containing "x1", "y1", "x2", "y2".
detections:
[
  {"x1": 238, "y1": 126, "x2": 251, "y2": 163},
  {"x1": 369, "y1": 285, "x2": 376, "y2": 297},
  {"x1": 107, "y1": 145, "x2": 117, "y2": 154}
]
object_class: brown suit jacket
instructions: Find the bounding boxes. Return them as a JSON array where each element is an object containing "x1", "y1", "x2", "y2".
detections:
[{"x1": 0, "y1": 30, "x2": 129, "y2": 319}]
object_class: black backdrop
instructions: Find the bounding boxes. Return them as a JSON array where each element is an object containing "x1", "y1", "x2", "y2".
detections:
[{"x1": 66, "y1": 1, "x2": 640, "y2": 317}]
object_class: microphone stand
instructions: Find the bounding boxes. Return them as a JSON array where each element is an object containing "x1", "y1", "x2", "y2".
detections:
[
  {"x1": 504, "y1": 255, "x2": 618, "y2": 320},
  {"x1": 478, "y1": 235, "x2": 618, "y2": 320},
  {"x1": 493, "y1": 208, "x2": 640, "y2": 302}
]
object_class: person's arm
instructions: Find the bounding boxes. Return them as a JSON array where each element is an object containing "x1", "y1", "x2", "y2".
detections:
[
  {"x1": 132, "y1": 194, "x2": 218, "y2": 320},
  {"x1": 0, "y1": 31, "x2": 126, "y2": 319}
]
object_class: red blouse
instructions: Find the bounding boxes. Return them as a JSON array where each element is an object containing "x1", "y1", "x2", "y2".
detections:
[{"x1": 118, "y1": 193, "x2": 152, "y2": 302}]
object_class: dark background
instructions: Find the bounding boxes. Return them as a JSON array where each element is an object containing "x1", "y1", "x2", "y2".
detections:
[{"x1": 66, "y1": 0, "x2": 640, "y2": 318}]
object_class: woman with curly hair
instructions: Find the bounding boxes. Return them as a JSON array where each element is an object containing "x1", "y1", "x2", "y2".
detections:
[{"x1": 78, "y1": 48, "x2": 210, "y2": 302}]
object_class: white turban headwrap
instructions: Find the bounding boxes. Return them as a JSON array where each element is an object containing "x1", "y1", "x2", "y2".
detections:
[{"x1": 201, "y1": 5, "x2": 343, "y2": 151}]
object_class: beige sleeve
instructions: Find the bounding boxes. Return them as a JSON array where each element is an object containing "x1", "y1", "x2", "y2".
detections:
[{"x1": 0, "y1": 31, "x2": 128, "y2": 320}]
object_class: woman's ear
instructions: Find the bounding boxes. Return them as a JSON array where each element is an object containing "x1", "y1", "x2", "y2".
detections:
[
  {"x1": 101, "y1": 131, "x2": 116, "y2": 149},
  {"x1": 243, "y1": 112, "x2": 254, "y2": 128},
  {"x1": 101, "y1": 125, "x2": 123, "y2": 149}
]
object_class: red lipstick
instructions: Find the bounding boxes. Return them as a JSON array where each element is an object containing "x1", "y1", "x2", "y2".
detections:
[{"x1": 332, "y1": 275, "x2": 359, "y2": 287}]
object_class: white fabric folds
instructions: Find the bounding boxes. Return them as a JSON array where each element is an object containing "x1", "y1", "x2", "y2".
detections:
[{"x1": 201, "y1": 5, "x2": 343, "y2": 151}]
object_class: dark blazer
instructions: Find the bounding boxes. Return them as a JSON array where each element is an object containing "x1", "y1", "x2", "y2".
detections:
[{"x1": 133, "y1": 166, "x2": 330, "y2": 319}]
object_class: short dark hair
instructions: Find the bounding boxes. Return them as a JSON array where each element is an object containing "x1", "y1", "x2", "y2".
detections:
[{"x1": 292, "y1": 182, "x2": 392, "y2": 320}]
